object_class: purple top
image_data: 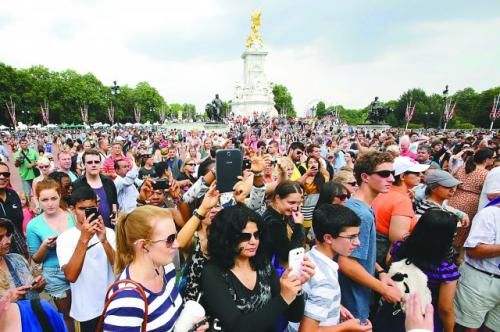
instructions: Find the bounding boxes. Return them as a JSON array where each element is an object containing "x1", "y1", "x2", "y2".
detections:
[
  {"x1": 94, "y1": 186, "x2": 111, "y2": 227},
  {"x1": 391, "y1": 241, "x2": 460, "y2": 288}
]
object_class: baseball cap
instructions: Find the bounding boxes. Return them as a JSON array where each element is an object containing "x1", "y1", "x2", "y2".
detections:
[
  {"x1": 425, "y1": 170, "x2": 462, "y2": 187},
  {"x1": 393, "y1": 156, "x2": 430, "y2": 176}
]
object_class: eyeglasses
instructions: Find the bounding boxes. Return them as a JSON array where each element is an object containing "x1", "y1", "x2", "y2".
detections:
[
  {"x1": 337, "y1": 233, "x2": 360, "y2": 243},
  {"x1": 370, "y1": 170, "x2": 395, "y2": 178},
  {"x1": 404, "y1": 171, "x2": 421, "y2": 175},
  {"x1": 39, "y1": 165, "x2": 50, "y2": 169},
  {"x1": 0, "y1": 172, "x2": 10, "y2": 178},
  {"x1": 185, "y1": 163, "x2": 196, "y2": 166},
  {"x1": 86, "y1": 160, "x2": 100, "y2": 165},
  {"x1": 239, "y1": 231, "x2": 260, "y2": 242},
  {"x1": 150, "y1": 234, "x2": 177, "y2": 248},
  {"x1": 335, "y1": 194, "x2": 350, "y2": 201}
]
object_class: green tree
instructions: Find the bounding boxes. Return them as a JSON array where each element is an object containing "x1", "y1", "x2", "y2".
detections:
[
  {"x1": 315, "y1": 101, "x2": 326, "y2": 118},
  {"x1": 272, "y1": 84, "x2": 295, "y2": 117}
]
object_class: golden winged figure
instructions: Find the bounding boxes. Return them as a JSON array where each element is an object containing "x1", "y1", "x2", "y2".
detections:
[{"x1": 246, "y1": 10, "x2": 263, "y2": 49}]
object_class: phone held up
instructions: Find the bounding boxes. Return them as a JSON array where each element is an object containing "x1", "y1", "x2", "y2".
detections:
[
  {"x1": 152, "y1": 179, "x2": 170, "y2": 190},
  {"x1": 216, "y1": 149, "x2": 243, "y2": 193},
  {"x1": 84, "y1": 207, "x2": 99, "y2": 222},
  {"x1": 288, "y1": 247, "x2": 305, "y2": 277}
]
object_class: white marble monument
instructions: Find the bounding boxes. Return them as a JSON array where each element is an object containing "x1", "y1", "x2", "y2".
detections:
[{"x1": 231, "y1": 11, "x2": 278, "y2": 118}]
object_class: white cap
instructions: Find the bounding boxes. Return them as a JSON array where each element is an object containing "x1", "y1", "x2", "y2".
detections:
[{"x1": 394, "y1": 156, "x2": 430, "y2": 176}]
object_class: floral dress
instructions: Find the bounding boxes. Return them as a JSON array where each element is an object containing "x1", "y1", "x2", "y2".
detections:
[{"x1": 447, "y1": 166, "x2": 488, "y2": 246}]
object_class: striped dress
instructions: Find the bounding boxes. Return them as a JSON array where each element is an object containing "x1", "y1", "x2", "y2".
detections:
[{"x1": 102, "y1": 263, "x2": 183, "y2": 331}]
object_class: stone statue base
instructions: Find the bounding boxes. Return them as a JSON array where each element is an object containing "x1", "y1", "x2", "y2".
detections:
[{"x1": 232, "y1": 48, "x2": 278, "y2": 118}]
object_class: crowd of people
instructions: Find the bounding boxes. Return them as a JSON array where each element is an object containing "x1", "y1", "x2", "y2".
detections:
[{"x1": 0, "y1": 116, "x2": 498, "y2": 332}]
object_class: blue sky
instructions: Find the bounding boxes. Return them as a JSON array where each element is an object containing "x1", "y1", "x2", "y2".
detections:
[{"x1": 0, "y1": 0, "x2": 498, "y2": 115}]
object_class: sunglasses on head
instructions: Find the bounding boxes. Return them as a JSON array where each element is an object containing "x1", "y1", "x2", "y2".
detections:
[
  {"x1": 239, "y1": 231, "x2": 260, "y2": 242},
  {"x1": 370, "y1": 170, "x2": 395, "y2": 178},
  {"x1": 336, "y1": 194, "x2": 350, "y2": 201},
  {"x1": 86, "y1": 160, "x2": 100, "y2": 165},
  {"x1": 149, "y1": 233, "x2": 177, "y2": 247},
  {"x1": 0, "y1": 172, "x2": 10, "y2": 178}
]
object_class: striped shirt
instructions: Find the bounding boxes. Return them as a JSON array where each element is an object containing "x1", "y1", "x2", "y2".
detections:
[
  {"x1": 290, "y1": 246, "x2": 341, "y2": 330},
  {"x1": 103, "y1": 263, "x2": 183, "y2": 331}
]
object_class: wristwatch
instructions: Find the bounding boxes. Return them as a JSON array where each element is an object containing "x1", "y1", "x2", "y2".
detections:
[{"x1": 193, "y1": 209, "x2": 205, "y2": 220}]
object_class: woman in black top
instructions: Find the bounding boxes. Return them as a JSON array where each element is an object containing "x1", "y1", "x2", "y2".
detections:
[
  {"x1": 262, "y1": 181, "x2": 305, "y2": 266},
  {"x1": 202, "y1": 204, "x2": 314, "y2": 332}
]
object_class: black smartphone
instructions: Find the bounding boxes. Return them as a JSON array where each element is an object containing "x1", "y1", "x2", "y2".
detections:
[
  {"x1": 152, "y1": 179, "x2": 170, "y2": 190},
  {"x1": 242, "y1": 159, "x2": 252, "y2": 170},
  {"x1": 84, "y1": 207, "x2": 99, "y2": 222},
  {"x1": 216, "y1": 149, "x2": 242, "y2": 193}
]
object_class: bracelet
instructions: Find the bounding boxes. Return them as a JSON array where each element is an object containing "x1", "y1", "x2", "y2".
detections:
[{"x1": 193, "y1": 209, "x2": 205, "y2": 220}]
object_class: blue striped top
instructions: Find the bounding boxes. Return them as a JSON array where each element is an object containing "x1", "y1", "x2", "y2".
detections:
[{"x1": 103, "y1": 263, "x2": 183, "y2": 331}]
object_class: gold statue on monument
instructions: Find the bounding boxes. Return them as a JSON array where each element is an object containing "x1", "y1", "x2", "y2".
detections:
[{"x1": 246, "y1": 10, "x2": 263, "y2": 49}]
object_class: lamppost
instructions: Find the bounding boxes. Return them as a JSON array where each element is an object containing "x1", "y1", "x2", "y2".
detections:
[
  {"x1": 439, "y1": 85, "x2": 448, "y2": 130},
  {"x1": 425, "y1": 112, "x2": 434, "y2": 128},
  {"x1": 21, "y1": 109, "x2": 30, "y2": 124},
  {"x1": 109, "y1": 81, "x2": 120, "y2": 124}
]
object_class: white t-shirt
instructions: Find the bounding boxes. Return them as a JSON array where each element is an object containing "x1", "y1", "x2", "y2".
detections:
[
  {"x1": 478, "y1": 166, "x2": 500, "y2": 210},
  {"x1": 464, "y1": 205, "x2": 500, "y2": 275},
  {"x1": 57, "y1": 227, "x2": 116, "y2": 322}
]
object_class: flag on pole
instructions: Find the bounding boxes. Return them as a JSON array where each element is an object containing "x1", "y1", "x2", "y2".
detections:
[{"x1": 490, "y1": 95, "x2": 500, "y2": 121}]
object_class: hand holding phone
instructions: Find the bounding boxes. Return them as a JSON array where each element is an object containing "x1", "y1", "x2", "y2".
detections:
[
  {"x1": 85, "y1": 207, "x2": 99, "y2": 222},
  {"x1": 152, "y1": 179, "x2": 170, "y2": 190}
]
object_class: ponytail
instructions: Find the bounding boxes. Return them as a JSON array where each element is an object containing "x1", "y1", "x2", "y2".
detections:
[
  {"x1": 464, "y1": 157, "x2": 475, "y2": 174},
  {"x1": 113, "y1": 206, "x2": 173, "y2": 275}
]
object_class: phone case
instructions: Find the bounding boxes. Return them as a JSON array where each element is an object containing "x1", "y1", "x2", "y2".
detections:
[
  {"x1": 216, "y1": 149, "x2": 242, "y2": 193},
  {"x1": 288, "y1": 248, "x2": 304, "y2": 277}
]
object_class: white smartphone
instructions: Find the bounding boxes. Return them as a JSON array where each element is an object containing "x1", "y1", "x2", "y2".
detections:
[{"x1": 288, "y1": 248, "x2": 305, "y2": 277}]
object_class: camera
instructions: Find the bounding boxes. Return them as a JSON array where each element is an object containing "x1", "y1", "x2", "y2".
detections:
[{"x1": 242, "y1": 159, "x2": 252, "y2": 170}]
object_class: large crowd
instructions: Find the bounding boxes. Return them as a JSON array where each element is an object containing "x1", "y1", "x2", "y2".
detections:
[{"x1": 0, "y1": 116, "x2": 498, "y2": 332}]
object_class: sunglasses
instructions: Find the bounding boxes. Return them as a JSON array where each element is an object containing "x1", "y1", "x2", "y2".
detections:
[
  {"x1": 335, "y1": 194, "x2": 350, "y2": 201},
  {"x1": 239, "y1": 231, "x2": 260, "y2": 242},
  {"x1": 370, "y1": 170, "x2": 395, "y2": 178},
  {"x1": 63, "y1": 184, "x2": 73, "y2": 189},
  {"x1": 347, "y1": 181, "x2": 357, "y2": 186},
  {"x1": 296, "y1": 151, "x2": 303, "y2": 155},
  {"x1": 86, "y1": 160, "x2": 100, "y2": 165},
  {"x1": 185, "y1": 163, "x2": 196, "y2": 166},
  {"x1": 0, "y1": 172, "x2": 10, "y2": 178},
  {"x1": 404, "y1": 171, "x2": 421, "y2": 175},
  {"x1": 150, "y1": 234, "x2": 177, "y2": 248},
  {"x1": 39, "y1": 165, "x2": 50, "y2": 169}
]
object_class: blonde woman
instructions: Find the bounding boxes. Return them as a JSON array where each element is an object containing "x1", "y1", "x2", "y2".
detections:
[{"x1": 102, "y1": 206, "x2": 207, "y2": 331}]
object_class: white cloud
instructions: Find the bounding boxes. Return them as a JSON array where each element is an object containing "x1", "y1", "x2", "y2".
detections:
[{"x1": 0, "y1": 1, "x2": 498, "y2": 117}]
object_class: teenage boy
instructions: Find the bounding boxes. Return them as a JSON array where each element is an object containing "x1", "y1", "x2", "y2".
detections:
[
  {"x1": 338, "y1": 151, "x2": 402, "y2": 321},
  {"x1": 295, "y1": 204, "x2": 372, "y2": 331},
  {"x1": 57, "y1": 186, "x2": 116, "y2": 332}
]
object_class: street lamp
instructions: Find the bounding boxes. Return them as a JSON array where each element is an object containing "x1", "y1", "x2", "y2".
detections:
[
  {"x1": 21, "y1": 109, "x2": 31, "y2": 124},
  {"x1": 425, "y1": 112, "x2": 434, "y2": 128},
  {"x1": 109, "y1": 81, "x2": 120, "y2": 125}
]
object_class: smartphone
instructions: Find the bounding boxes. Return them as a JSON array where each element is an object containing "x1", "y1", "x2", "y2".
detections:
[
  {"x1": 152, "y1": 179, "x2": 170, "y2": 190},
  {"x1": 288, "y1": 248, "x2": 305, "y2": 277},
  {"x1": 31, "y1": 280, "x2": 37, "y2": 287},
  {"x1": 216, "y1": 149, "x2": 242, "y2": 193},
  {"x1": 242, "y1": 159, "x2": 252, "y2": 170},
  {"x1": 84, "y1": 207, "x2": 99, "y2": 222}
]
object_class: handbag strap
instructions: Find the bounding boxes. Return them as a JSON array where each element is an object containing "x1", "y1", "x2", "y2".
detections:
[
  {"x1": 30, "y1": 299, "x2": 54, "y2": 332},
  {"x1": 96, "y1": 279, "x2": 149, "y2": 332},
  {"x1": 20, "y1": 150, "x2": 32, "y2": 164}
]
